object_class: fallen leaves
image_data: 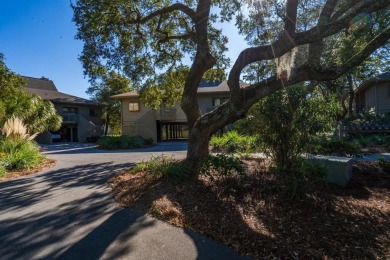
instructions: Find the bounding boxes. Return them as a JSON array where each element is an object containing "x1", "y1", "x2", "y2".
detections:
[{"x1": 109, "y1": 160, "x2": 390, "y2": 259}]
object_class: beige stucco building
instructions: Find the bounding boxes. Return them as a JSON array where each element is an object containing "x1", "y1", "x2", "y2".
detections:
[
  {"x1": 112, "y1": 81, "x2": 235, "y2": 142},
  {"x1": 354, "y1": 72, "x2": 390, "y2": 114}
]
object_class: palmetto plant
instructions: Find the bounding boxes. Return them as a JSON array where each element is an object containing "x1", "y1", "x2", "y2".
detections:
[{"x1": 20, "y1": 96, "x2": 62, "y2": 134}]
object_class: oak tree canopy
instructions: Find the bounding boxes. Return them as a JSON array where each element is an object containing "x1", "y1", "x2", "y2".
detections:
[{"x1": 72, "y1": 0, "x2": 390, "y2": 167}]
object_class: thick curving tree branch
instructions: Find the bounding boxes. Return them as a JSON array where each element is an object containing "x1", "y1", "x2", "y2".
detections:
[
  {"x1": 308, "y1": 0, "x2": 339, "y2": 63},
  {"x1": 181, "y1": 0, "x2": 215, "y2": 126},
  {"x1": 228, "y1": 0, "x2": 389, "y2": 89},
  {"x1": 128, "y1": 3, "x2": 196, "y2": 24},
  {"x1": 200, "y1": 26, "x2": 390, "y2": 133}
]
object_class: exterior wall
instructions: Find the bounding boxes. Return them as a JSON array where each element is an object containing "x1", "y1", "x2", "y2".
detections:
[
  {"x1": 376, "y1": 82, "x2": 390, "y2": 113},
  {"x1": 364, "y1": 86, "x2": 377, "y2": 113},
  {"x1": 198, "y1": 93, "x2": 230, "y2": 114},
  {"x1": 121, "y1": 98, "x2": 157, "y2": 142},
  {"x1": 119, "y1": 92, "x2": 230, "y2": 142},
  {"x1": 362, "y1": 82, "x2": 390, "y2": 114},
  {"x1": 35, "y1": 130, "x2": 53, "y2": 144},
  {"x1": 156, "y1": 104, "x2": 187, "y2": 122},
  {"x1": 52, "y1": 103, "x2": 103, "y2": 142},
  {"x1": 121, "y1": 98, "x2": 153, "y2": 122}
]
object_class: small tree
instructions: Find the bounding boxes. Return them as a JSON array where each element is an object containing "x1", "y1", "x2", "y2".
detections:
[
  {"x1": 86, "y1": 71, "x2": 131, "y2": 135},
  {"x1": 239, "y1": 84, "x2": 334, "y2": 169}
]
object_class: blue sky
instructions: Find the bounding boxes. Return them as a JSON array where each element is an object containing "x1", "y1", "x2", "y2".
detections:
[{"x1": 0, "y1": 1, "x2": 247, "y2": 99}]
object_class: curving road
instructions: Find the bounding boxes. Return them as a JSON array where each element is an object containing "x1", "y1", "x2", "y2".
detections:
[{"x1": 0, "y1": 142, "x2": 248, "y2": 259}]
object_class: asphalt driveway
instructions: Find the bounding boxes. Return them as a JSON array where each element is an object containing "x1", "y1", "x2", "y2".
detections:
[{"x1": 0, "y1": 142, "x2": 248, "y2": 259}]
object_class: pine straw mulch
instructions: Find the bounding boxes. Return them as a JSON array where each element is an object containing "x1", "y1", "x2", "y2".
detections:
[
  {"x1": 0, "y1": 158, "x2": 56, "y2": 182},
  {"x1": 108, "y1": 160, "x2": 390, "y2": 259}
]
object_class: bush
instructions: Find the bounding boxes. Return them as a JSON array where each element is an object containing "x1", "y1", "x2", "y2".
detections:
[
  {"x1": 236, "y1": 84, "x2": 334, "y2": 169},
  {"x1": 0, "y1": 138, "x2": 43, "y2": 170},
  {"x1": 270, "y1": 158, "x2": 327, "y2": 199},
  {"x1": 210, "y1": 130, "x2": 258, "y2": 154},
  {"x1": 144, "y1": 137, "x2": 154, "y2": 145},
  {"x1": 131, "y1": 156, "x2": 192, "y2": 181},
  {"x1": 310, "y1": 139, "x2": 362, "y2": 157},
  {"x1": 378, "y1": 156, "x2": 390, "y2": 171},
  {"x1": 98, "y1": 135, "x2": 146, "y2": 149},
  {"x1": 86, "y1": 135, "x2": 100, "y2": 143},
  {"x1": 200, "y1": 154, "x2": 246, "y2": 184},
  {"x1": 0, "y1": 162, "x2": 7, "y2": 178}
]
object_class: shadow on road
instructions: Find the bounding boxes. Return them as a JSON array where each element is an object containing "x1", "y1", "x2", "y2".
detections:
[
  {"x1": 0, "y1": 162, "x2": 135, "y2": 212},
  {"x1": 41, "y1": 142, "x2": 188, "y2": 155}
]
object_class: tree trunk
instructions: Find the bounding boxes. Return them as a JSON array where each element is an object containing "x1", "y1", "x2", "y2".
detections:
[
  {"x1": 184, "y1": 125, "x2": 212, "y2": 171},
  {"x1": 104, "y1": 114, "x2": 110, "y2": 136}
]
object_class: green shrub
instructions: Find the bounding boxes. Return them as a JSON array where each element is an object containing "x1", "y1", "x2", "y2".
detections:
[
  {"x1": 86, "y1": 136, "x2": 100, "y2": 143},
  {"x1": 236, "y1": 84, "x2": 334, "y2": 170},
  {"x1": 200, "y1": 154, "x2": 246, "y2": 184},
  {"x1": 270, "y1": 158, "x2": 327, "y2": 199},
  {"x1": 0, "y1": 162, "x2": 7, "y2": 178},
  {"x1": 98, "y1": 135, "x2": 146, "y2": 149},
  {"x1": 210, "y1": 130, "x2": 258, "y2": 154},
  {"x1": 378, "y1": 156, "x2": 390, "y2": 171},
  {"x1": 0, "y1": 138, "x2": 43, "y2": 170},
  {"x1": 131, "y1": 156, "x2": 192, "y2": 181},
  {"x1": 310, "y1": 139, "x2": 362, "y2": 157},
  {"x1": 144, "y1": 137, "x2": 154, "y2": 145}
]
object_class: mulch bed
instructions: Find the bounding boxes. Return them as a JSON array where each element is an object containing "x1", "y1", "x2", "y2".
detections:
[
  {"x1": 109, "y1": 160, "x2": 390, "y2": 259},
  {"x1": 0, "y1": 158, "x2": 56, "y2": 182}
]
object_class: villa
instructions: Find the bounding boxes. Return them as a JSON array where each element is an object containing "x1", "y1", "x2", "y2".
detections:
[
  {"x1": 23, "y1": 76, "x2": 104, "y2": 143},
  {"x1": 112, "y1": 80, "x2": 240, "y2": 142}
]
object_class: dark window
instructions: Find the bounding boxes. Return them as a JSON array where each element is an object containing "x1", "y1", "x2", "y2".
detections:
[
  {"x1": 388, "y1": 86, "x2": 390, "y2": 98},
  {"x1": 63, "y1": 107, "x2": 78, "y2": 114},
  {"x1": 89, "y1": 109, "x2": 97, "y2": 116}
]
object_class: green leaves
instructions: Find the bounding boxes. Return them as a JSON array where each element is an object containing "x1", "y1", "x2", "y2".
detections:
[
  {"x1": 239, "y1": 84, "x2": 333, "y2": 167},
  {"x1": 0, "y1": 55, "x2": 62, "y2": 134},
  {"x1": 87, "y1": 70, "x2": 131, "y2": 134}
]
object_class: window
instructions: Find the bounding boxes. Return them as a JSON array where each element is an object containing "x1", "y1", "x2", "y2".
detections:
[
  {"x1": 63, "y1": 107, "x2": 78, "y2": 114},
  {"x1": 129, "y1": 102, "x2": 140, "y2": 112},
  {"x1": 89, "y1": 109, "x2": 97, "y2": 116},
  {"x1": 212, "y1": 97, "x2": 229, "y2": 107}
]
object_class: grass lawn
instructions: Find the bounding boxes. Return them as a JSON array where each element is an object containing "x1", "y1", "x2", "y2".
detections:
[
  {"x1": 109, "y1": 160, "x2": 390, "y2": 259},
  {"x1": 0, "y1": 158, "x2": 56, "y2": 182}
]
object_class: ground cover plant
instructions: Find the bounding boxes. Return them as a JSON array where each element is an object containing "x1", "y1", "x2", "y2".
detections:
[
  {"x1": 98, "y1": 135, "x2": 153, "y2": 149},
  {"x1": 0, "y1": 117, "x2": 55, "y2": 181},
  {"x1": 109, "y1": 159, "x2": 390, "y2": 259},
  {"x1": 210, "y1": 130, "x2": 259, "y2": 154}
]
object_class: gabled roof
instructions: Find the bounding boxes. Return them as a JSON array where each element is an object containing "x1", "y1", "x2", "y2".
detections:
[
  {"x1": 111, "y1": 90, "x2": 140, "y2": 99},
  {"x1": 111, "y1": 80, "x2": 248, "y2": 99},
  {"x1": 23, "y1": 76, "x2": 102, "y2": 106},
  {"x1": 355, "y1": 72, "x2": 390, "y2": 94},
  {"x1": 24, "y1": 76, "x2": 58, "y2": 91}
]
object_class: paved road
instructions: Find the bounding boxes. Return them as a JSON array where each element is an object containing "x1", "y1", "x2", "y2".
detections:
[{"x1": 0, "y1": 142, "x2": 248, "y2": 259}]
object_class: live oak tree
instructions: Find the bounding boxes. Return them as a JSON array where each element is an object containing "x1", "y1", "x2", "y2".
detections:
[{"x1": 72, "y1": 0, "x2": 390, "y2": 169}]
